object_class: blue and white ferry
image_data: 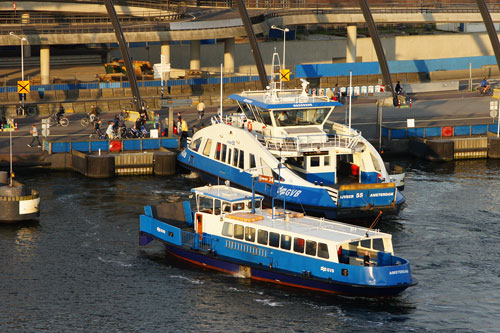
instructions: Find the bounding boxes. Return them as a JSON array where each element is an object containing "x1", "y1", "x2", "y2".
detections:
[
  {"x1": 139, "y1": 184, "x2": 414, "y2": 297},
  {"x1": 177, "y1": 77, "x2": 405, "y2": 220}
]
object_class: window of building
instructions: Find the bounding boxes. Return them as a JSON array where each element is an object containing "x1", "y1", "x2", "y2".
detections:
[
  {"x1": 373, "y1": 238, "x2": 385, "y2": 251},
  {"x1": 257, "y1": 230, "x2": 268, "y2": 245},
  {"x1": 294, "y1": 238, "x2": 305, "y2": 253},
  {"x1": 190, "y1": 138, "x2": 202, "y2": 152},
  {"x1": 245, "y1": 227, "x2": 256, "y2": 242},
  {"x1": 239, "y1": 150, "x2": 245, "y2": 169},
  {"x1": 222, "y1": 222, "x2": 233, "y2": 236},
  {"x1": 280, "y1": 234, "x2": 292, "y2": 250},
  {"x1": 234, "y1": 224, "x2": 244, "y2": 240},
  {"x1": 305, "y1": 240, "x2": 317, "y2": 256},
  {"x1": 318, "y1": 243, "x2": 329, "y2": 259},
  {"x1": 202, "y1": 139, "x2": 212, "y2": 157},
  {"x1": 269, "y1": 232, "x2": 280, "y2": 248}
]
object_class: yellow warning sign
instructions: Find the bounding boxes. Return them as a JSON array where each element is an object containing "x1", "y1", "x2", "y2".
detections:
[
  {"x1": 17, "y1": 80, "x2": 30, "y2": 94},
  {"x1": 493, "y1": 88, "x2": 500, "y2": 99},
  {"x1": 280, "y1": 69, "x2": 290, "y2": 82}
]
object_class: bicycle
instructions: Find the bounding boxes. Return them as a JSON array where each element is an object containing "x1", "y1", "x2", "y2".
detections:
[
  {"x1": 48, "y1": 113, "x2": 69, "y2": 127},
  {"x1": 89, "y1": 129, "x2": 108, "y2": 140},
  {"x1": 477, "y1": 85, "x2": 493, "y2": 96},
  {"x1": 80, "y1": 113, "x2": 98, "y2": 127}
]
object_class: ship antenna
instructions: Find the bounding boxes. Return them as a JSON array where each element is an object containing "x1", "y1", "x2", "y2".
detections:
[{"x1": 365, "y1": 210, "x2": 383, "y2": 237}]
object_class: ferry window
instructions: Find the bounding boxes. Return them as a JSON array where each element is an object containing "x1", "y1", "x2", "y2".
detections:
[
  {"x1": 294, "y1": 238, "x2": 305, "y2": 253},
  {"x1": 245, "y1": 227, "x2": 256, "y2": 242},
  {"x1": 324, "y1": 156, "x2": 330, "y2": 166},
  {"x1": 221, "y1": 144, "x2": 227, "y2": 163},
  {"x1": 199, "y1": 196, "x2": 213, "y2": 213},
  {"x1": 238, "y1": 150, "x2": 245, "y2": 169},
  {"x1": 202, "y1": 139, "x2": 212, "y2": 157},
  {"x1": 318, "y1": 243, "x2": 329, "y2": 259},
  {"x1": 310, "y1": 156, "x2": 320, "y2": 167},
  {"x1": 360, "y1": 239, "x2": 371, "y2": 249},
  {"x1": 249, "y1": 153, "x2": 256, "y2": 169},
  {"x1": 215, "y1": 142, "x2": 222, "y2": 160},
  {"x1": 241, "y1": 104, "x2": 256, "y2": 121},
  {"x1": 247, "y1": 200, "x2": 261, "y2": 209},
  {"x1": 233, "y1": 148, "x2": 239, "y2": 167},
  {"x1": 234, "y1": 224, "x2": 244, "y2": 240},
  {"x1": 349, "y1": 241, "x2": 359, "y2": 247},
  {"x1": 257, "y1": 230, "x2": 268, "y2": 245},
  {"x1": 233, "y1": 202, "x2": 244, "y2": 211},
  {"x1": 260, "y1": 159, "x2": 273, "y2": 177},
  {"x1": 222, "y1": 222, "x2": 233, "y2": 236},
  {"x1": 305, "y1": 240, "x2": 317, "y2": 256},
  {"x1": 214, "y1": 199, "x2": 222, "y2": 215},
  {"x1": 280, "y1": 235, "x2": 292, "y2": 250},
  {"x1": 227, "y1": 147, "x2": 232, "y2": 165},
  {"x1": 256, "y1": 107, "x2": 272, "y2": 126},
  {"x1": 287, "y1": 157, "x2": 304, "y2": 169},
  {"x1": 222, "y1": 202, "x2": 231, "y2": 213},
  {"x1": 269, "y1": 232, "x2": 280, "y2": 248},
  {"x1": 190, "y1": 138, "x2": 202, "y2": 152},
  {"x1": 373, "y1": 238, "x2": 385, "y2": 251},
  {"x1": 313, "y1": 108, "x2": 327, "y2": 124}
]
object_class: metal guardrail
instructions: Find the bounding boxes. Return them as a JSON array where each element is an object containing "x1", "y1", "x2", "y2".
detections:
[{"x1": 255, "y1": 132, "x2": 362, "y2": 153}]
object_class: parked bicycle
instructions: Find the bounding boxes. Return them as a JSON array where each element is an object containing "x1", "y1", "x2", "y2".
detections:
[{"x1": 48, "y1": 112, "x2": 69, "y2": 127}]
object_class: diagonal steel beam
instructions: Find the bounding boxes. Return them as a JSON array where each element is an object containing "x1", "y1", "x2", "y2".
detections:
[
  {"x1": 103, "y1": 0, "x2": 143, "y2": 114},
  {"x1": 476, "y1": 0, "x2": 500, "y2": 74},
  {"x1": 358, "y1": 0, "x2": 395, "y2": 102},
  {"x1": 235, "y1": 0, "x2": 268, "y2": 89}
]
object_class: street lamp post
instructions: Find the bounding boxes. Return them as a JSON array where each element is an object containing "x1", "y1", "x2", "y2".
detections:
[
  {"x1": 9, "y1": 32, "x2": 27, "y2": 111},
  {"x1": 271, "y1": 25, "x2": 289, "y2": 71}
]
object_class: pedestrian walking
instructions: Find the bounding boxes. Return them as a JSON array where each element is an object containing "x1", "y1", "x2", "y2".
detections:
[
  {"x1": 197, "y1": 101, "x2": 205, "y2": 122},
  {"x1": 28, "y1": 124, "x2": 42, "y2": 148}
]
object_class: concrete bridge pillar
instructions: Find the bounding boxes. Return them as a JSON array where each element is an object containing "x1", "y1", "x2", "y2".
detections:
[
  {"x1": 40, "y1": 45, "x2": 50, "y2": 85},
  {"x1": 224, "y1": 38, "x2": 235, "y2": 73},
  {"x1": 190, "y1": 40, "x2": 201, "y2": 71},
  {"x1": 346, "y1": 24, "x2": 357, "y2": 63},
  {"x1": 161, "y1": 41, "x2": 171, "y2": 80}
]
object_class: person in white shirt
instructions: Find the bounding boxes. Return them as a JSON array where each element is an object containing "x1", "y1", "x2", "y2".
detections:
[{"x1": 28, "y1": 124, "x2": 42, "y2": 147}]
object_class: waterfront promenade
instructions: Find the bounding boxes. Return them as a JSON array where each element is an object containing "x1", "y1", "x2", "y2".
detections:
[{"x1": 1, "y1": 79, "x2": 497, "y2": 168}]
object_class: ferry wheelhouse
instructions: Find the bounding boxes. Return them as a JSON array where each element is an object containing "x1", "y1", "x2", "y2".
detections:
[
  {"x1": 139, "y1": 184, "x2": 414, "y2": 297},
  {"x1": 178, "y1": 78, "x2": 405, "y2": 220}
]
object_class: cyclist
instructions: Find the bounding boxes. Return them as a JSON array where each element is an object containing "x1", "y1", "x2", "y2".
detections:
[
  {"x1": 481, "y1": 77, "x2": 491, "y2": 95},
  {"x1": 56, "y1": 104, "x2": 65, "y2": 125}
]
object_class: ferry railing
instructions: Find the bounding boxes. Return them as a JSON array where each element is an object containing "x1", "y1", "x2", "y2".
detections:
[
  {"x1": 254, "y1": 132, "x2": 362, "y2": 152},
  {"x1": 182, "y1": 231, "x2": 213, "y2": 252}
]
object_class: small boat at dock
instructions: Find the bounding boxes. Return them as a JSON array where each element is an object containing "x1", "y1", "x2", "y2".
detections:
[
  {"x1": 139, "y1": 184, "x2": 415, "y2": 297},
  {"x1": 0, "y1": 171, "x2": 40, "y2": 223}
]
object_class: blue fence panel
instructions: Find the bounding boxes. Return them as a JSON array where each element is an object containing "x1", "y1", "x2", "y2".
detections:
[
  {"x1": 142, "y1": 139, "x2": 160, "y2": 150},
  {"x1": 382, "y1": 127, "x2": 390, "y2": 139},
  {"x1": 454, "y1": 125, "x2": 471, "y2": 136},
  {"x1": 71, "y1": 141, "x2": 91, "y2": 152},
  {"x1": 161, "y1": 138, "x2": 178, "y2": 148},
  {"x1": 488, "y1": 124, "x2": 500, "y2": 134},
  {"x1": 187, "y1": 78, "x2": 208, "y2": 85},
  {"x1": 122, "y1": 82, "x2": 130, "y2": 88},
  {"x1": 123, "y1": 139, "x2": 142, "y2": 151},
  {"x1": 144, "y1": 80, "x2": 161, "y2": 87},
  {"x1": 407, "y1": 128, "x2": 425, "y2": 138},
  {"x1": 32, "y1": 84, "x2": 53, "y2": 91},
  {"x1": 424, "y1": 127, "x2": 442, "y2": 138},
  {"x1": 231, "y1": 76, "x2": 250, "y2": 83},
  {"x1": 78, "y1": 83, "x2": 98, "y2": 90},
  {"x1": 390, "y1": 128, "x2": 408, "y2": 139},
  {"x1": 167, "y1": 80, "x2": 186, "y2": 86},
  {"x1": 471, "y1": 124, "x2": 487, "y2": 135},
  {"x1": 51, "y1": 142, "x2": 71, "y2": 153},
  {"x1": 0, "y1": 87, "x2": 3, "y2": 93},
  {"x1": 6, "y1": 86, "x2": 18, "y2": 93},
  {"x1": 90, "y1": 141, "x2": 109, "y2": 152},
  {"x1": 53, "y1": 84, "x2": 76, "y2": 91}
]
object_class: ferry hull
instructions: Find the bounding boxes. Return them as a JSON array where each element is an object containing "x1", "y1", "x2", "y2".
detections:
[
  {"x1": 178, "y1": 160, "x2": 403, "y2": 221},
  {"x1": 164, "y1": 243, "x2": 411, "y2": 297}
]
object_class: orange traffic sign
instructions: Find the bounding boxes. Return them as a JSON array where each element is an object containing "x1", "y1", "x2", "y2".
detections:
[{"x1": 17, "y1": 80, "x2": 30, "y2": 93}]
